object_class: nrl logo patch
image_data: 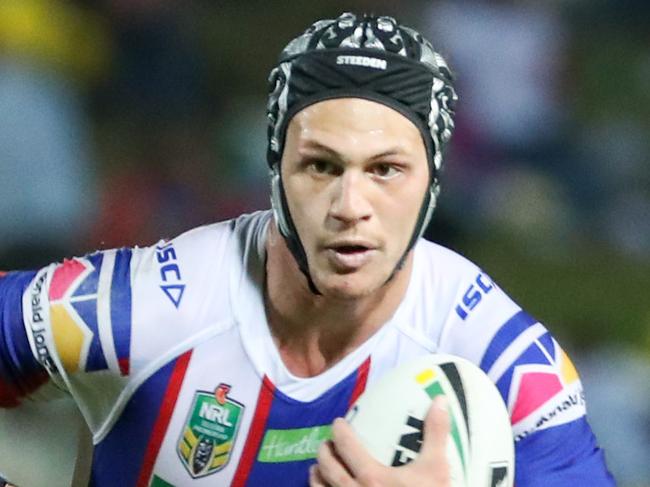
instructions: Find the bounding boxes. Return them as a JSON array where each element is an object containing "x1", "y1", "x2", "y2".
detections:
[{"x1": 177, "y1": 384, "x2": 244, "y2": 479}]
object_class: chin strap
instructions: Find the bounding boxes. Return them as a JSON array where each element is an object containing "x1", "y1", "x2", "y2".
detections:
[{"x1": 270, "y1": 168, "x2": 322, "y2": 295}]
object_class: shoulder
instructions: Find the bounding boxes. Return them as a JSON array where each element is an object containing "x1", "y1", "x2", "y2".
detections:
[
  {"x1": 402, "y1": 240, "x2": 522, "y2": 357},
  {"x1": 138, "y1": 209, "x2": 269, "y2": 272},
  {"x1": 127, "y1": 211, "x2": 271, "y2": 362},
  {"x1": 130, "y1": 209, "x2": 270, "y2": 307},
  {"x1": 414, "y1": 239, "x2": 504, "y2": 305}
]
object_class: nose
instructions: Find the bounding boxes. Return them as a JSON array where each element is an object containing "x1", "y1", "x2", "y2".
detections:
[{"x1": 328, "y1": 170, "x2": 372, "y2": 226}]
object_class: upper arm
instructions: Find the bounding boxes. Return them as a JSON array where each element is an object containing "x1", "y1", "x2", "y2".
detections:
[
  {"x1": 1, "y1": 221, "x2": 234, "y2": 437},
  {"x1": 514, "y1": 416, "x2": 614, "y2": 486},
  {"x1": 0, "y1": 249, "x2": 139, "y2": 435},
  {"x1": 433, "y1": 257, "x2": 615, "y2": 485},
  {"x1": 32, "y1": 250, "x2": 135, "y2": 378},
  {"x1": 418, "y1": 244, "x2": 616, "y2": 485},
  {"x1": 477, "y1": 310, "x2": 615, "y2": 485},
  {"x1": 11, "y1": 246, "x2": 168, "y2": 438}
]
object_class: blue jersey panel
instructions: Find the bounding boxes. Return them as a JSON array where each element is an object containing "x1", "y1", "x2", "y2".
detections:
[
  {"x1": 515, "y1": 417, "x2": 616, "y2": 486},
  {"x1": 90, "y1": 355, "x2": 179, "y2": 486},
  {"x1": 111, "y1": 248, "x2": 133, "y2": 375},
  {"x1": 479, "y1": 310, "x2": 537, "y2": 373},
  {"x1": 244, "y1": 363, "x2": 364, "y2": 487},
  {"x1": 0, "y1": 270, "x2": 46, "y2": 406}
]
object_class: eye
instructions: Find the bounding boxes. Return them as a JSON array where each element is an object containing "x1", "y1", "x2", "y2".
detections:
[
  {"x1": 370, "y1": 163, "x2": 400, "y2": 179},
  {"x1": 311, "y1": 160, "x2": 330, "y2": 173},
  {"x1": 307, "y1": 159, "x2": 339, "y2": 175}
]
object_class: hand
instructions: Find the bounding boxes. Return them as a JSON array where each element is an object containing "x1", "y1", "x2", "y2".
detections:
[{"x1": 310, "y1": 396, "x2": 450, "y2": 487}]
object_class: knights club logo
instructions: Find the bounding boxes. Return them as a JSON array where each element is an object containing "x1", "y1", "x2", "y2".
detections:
[{"x1": 177, "y1": 384, "x2": 244, "y2": 479}]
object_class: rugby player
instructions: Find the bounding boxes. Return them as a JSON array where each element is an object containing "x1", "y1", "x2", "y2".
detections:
[{"x1": 0, "y1": 13, "x2": 614, "y2": 486}]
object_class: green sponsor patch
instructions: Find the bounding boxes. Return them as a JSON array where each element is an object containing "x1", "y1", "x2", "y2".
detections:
[
  {"x1": 150, "y1": 475, "x2": 175, "y2": 487},
  {"x1": 258, "y1": 425, "x2": 332, "y2": 463}
]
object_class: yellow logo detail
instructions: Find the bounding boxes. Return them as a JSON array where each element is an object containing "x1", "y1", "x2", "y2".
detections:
[
  {"x1": 50, "y1": 304, "x2": 85, "y2": 372},
  {"x1": 560, "y1": 349, "x2": 579, "y2": 385},
  {"x1": 415, "y1": 368, "x2": 436, "y2": 385}
]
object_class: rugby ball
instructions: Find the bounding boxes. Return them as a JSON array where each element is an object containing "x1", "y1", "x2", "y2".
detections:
[{"x1": 346, "y1": 354, "x2": 514, "y2": 487}]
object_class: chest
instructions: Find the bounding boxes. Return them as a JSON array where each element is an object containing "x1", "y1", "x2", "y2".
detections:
[{"x1": 90, "y1": 329, "x2": 405, "y2": 487}]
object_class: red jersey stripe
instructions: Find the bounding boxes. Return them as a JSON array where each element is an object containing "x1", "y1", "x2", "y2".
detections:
[
  {"x1": 231, "y1": 375, "x2": 275, "y2": 487},
  {"x1": 348, "y1": 356, "x2": 371, "y2": 408},
  {"x1": 135, "y1": 350, "x2": 193, "y2": 487},
  {"x1": 118, "y1": 357, "x2": 130, "y2": 376}
]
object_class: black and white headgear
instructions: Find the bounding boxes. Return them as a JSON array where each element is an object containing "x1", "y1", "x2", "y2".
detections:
[{"x1": 266, "y1": 13, "x2": 457, "y2": 290}]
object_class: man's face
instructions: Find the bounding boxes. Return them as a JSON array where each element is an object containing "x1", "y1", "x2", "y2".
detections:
[{"x1": 280, "y1": 98, "x2": 429, "y2": 299}]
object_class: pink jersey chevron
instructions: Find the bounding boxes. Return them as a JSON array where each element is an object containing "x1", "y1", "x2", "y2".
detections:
[
  {"x1": 506, "y1": 338, "x2": 584, "y2": 441},
  {"x1": 49, "y1": 259, "x2": 89, "y2": 301}
]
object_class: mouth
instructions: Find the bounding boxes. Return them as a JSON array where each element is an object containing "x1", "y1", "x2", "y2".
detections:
[
  {"x1": 333, "y1": 244, "x2": 370, "y2": 254},
  {"x1": 325, "y1": 241, "x2": 377, "y2": 272}
]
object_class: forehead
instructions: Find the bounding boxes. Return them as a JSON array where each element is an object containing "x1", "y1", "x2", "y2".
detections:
[{"x1": 286, "y1": 98, "x2": 425, "y2": 152}]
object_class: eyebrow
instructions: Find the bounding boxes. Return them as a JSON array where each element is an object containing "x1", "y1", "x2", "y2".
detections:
[{"x1": 300, "y1": 140, "x2": 407, "y2": 161}]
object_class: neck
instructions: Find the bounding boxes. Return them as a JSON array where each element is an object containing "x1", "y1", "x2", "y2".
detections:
[{"x1": 264, "y1": 224, "x2": 413, "y2": 377}]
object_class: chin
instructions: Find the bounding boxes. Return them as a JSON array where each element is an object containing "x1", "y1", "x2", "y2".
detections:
[{"x1": 312, "y1": 271, "x2": 386, "y2": 300}]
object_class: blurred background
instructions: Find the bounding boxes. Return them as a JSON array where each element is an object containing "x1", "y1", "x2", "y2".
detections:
[{"x1": 0, "y1": 0, "x2": 648, "y2": 485}]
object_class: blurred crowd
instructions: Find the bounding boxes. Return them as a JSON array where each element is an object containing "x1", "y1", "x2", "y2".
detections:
[{"x1": 0, "y1": 1, "x2": 648, "y2": 484}]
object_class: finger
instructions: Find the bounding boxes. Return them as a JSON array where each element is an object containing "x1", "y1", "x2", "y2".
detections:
[
  {"x1": 309, "y1": 464, "x2": 328, "y2": 487},
  {"x1": 329, "y1": 417, "x2": 377, "y2": 478},
  {"x1": 317, "y1": 439, "x2": 356, "y2": 487},
  {"x1": 419, "y1": 395, "x2": 450, "y2": 462}
]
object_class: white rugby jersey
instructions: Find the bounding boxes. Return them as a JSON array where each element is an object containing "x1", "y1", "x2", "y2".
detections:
[{"x1": 4, "y1": 210, "x2": 612, "y2": 486}]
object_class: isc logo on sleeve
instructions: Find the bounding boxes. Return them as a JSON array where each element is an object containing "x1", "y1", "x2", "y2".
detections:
[
  {"x1": 156, "y1": 241, "x2": 186, "y2": 308},
  {"x1": 455, "y1": 272, "x2": 494, "y2": 320}
]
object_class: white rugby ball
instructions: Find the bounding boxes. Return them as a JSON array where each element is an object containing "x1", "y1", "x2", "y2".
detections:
[{"x1": 346, "y1": 354, "x2": 514, "y2": 487}]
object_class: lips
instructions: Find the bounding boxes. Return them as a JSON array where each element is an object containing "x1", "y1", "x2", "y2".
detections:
[
  {"x1": 324, "y1": 240, "x2": 378, "y2": 272},
  {"x1": 333, "y1": 245, "x2": 370, "y2": 254}
]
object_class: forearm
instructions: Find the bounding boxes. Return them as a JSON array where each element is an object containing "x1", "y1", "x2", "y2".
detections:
[{"x1": 0, "y1": 271, "x2": 49, "y2": 407}]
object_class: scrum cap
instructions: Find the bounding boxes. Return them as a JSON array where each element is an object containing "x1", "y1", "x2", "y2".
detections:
[{"x1": 266, "y1": 13, "x2": 457, "y2": 288}]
